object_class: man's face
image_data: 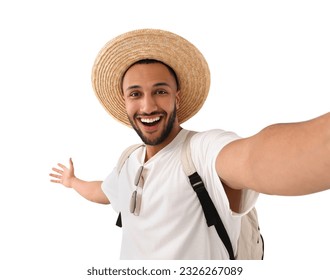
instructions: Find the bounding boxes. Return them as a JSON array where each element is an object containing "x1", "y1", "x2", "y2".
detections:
[{"x1": 122, "y1": 62, "x2": 180, "y2": 146}]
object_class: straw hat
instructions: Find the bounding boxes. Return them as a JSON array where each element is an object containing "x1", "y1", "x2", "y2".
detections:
[{"x1": 92, "y1": 29, "x2": 210, "y2": 126}]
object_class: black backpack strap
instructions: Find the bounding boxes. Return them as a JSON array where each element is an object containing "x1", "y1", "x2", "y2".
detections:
[
  {"x1": 116, "y1": 212, "x2": 122, "y2": 228},
  {"x1": 182, "y1": 131, "x2": 235, "y2": 260},
  {"x1": 188, "y1": 171, "x2": 235, "y2": 260}
]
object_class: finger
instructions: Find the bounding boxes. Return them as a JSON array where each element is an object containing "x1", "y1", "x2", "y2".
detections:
[
  {"x1": 69, "y1": 158, "x2": 74, "y2": 169},
  {"x1": 57, "y1": 163, "x2": 67, "y2": 170},
  {"x1": 50, "y1": 179, "x2": 61, "y2": 184},
  {"x1": 51, "y1": 167, "x2": 63, "y2": 174},
  {"x1": 49, "y1": 173, "x2": 62, "y2": 179}
]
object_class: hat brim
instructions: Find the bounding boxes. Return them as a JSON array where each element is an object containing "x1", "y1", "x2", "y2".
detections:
[{"x1": 92, "y1": 29, "x2": 210, "y2": 127}]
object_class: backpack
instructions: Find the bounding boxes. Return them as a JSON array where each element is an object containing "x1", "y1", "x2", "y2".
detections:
[{"x1": 115, "y1": 131, "x2": 264, "y2": 260}]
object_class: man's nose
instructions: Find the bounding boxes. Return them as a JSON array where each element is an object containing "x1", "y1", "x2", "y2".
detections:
[{"x1": 141, "y1": 94, "x2": 157, "y2": 114}]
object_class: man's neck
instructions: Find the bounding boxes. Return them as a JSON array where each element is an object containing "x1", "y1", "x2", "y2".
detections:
[{"x1": 144, "y1": 126, "x2": 182, "y2": 162}]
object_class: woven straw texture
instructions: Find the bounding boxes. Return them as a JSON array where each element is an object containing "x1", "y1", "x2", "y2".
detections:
[{"x1": 92, "y1": 29, "x2": 210, "y2": 126}]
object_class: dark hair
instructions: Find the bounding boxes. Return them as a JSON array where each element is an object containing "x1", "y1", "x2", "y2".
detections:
[{"x1": 122, "y1": 59, "x2": 180, "y2": 90}]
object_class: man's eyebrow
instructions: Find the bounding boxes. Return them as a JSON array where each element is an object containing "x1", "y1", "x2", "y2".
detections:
[
  {"x1": 125, "y1": 82, "x2": 171, "y2": 92},
  {"x1": 153, "y1": 82, "x2": 171, "y2": 87},
  {"x1": 125, "y1": 85, "x2": 141, "y2": 92}
]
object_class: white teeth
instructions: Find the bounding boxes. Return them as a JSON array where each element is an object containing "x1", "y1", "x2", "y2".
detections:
[{"x1": 140, "y1": 117, "x2": 160, "y2": 123}]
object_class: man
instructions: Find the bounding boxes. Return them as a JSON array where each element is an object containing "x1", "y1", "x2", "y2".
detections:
[{"x1": 50, "y1": 29, "x2": 330, "y2": 260}]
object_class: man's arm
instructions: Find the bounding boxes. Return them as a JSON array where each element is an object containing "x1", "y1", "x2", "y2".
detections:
[
  {"x1": 49, "y1": 158, "x2": 110, "y2": 204},
  {"x1": 216, "y1": 112, "x2": 330, "y2": 195}
]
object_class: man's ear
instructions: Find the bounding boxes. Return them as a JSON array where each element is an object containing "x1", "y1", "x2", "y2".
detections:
[
  {"x1": 121, "y1": 93, "x2": 125, "y2": 101},
  {"x1": 175, "y1": 90, "x2": 181, "y2": 109}
]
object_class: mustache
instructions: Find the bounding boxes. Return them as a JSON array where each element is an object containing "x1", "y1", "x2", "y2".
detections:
[{"x1": 134, "y1": 111, "x2": 166, "y2": 118}]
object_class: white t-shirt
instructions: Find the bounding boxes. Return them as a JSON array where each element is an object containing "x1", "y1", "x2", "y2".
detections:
[{"x1": 102, "y1": 129, "x2": 258, "y2": 259}]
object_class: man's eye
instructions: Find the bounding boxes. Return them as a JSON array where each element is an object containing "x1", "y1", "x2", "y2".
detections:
[
  {"x1": 130, "y1": 92, "x2": 140, "y2": 97},
  {"x1": 156, "y1": 90, "x2": 167, "y2": 95}
]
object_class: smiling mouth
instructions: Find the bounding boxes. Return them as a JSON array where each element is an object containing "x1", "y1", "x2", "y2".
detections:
[{"x1": 139, "y1": 116, "x2": 162, "y2": 126}]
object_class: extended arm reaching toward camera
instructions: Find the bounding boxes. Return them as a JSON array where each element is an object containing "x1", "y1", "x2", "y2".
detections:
[
  {"x1": 49, "y1": 158, "x2": 109, "y2": 204},
  {"x1": 217, "y1": 112, "x2": 330, "y2": 195}
]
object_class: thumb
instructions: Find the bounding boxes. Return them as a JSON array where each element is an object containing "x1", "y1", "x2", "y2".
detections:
[{"x1": 69, "y1": 157, "x2": 74, "y2": 171}]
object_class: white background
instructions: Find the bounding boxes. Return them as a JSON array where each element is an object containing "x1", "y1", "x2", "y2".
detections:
[{"x1": 1, "y1": 0, "x2": 329, "y2": 279}]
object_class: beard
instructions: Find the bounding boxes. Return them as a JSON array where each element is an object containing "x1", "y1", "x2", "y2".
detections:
[{"x1": 128, "y1": 106, "x2": 177, "y2": 146}]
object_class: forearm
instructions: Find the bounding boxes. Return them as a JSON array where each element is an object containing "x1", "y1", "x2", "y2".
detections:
[
  {"x1": 247, "y1": 112, "x2": 330, "y2": 195},
  {"x1": 71, "y1": 178, "x2": 109, "y2": 204}
]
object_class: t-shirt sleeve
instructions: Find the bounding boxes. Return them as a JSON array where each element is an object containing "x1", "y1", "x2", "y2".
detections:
[
  {"x1": 101, "y1": 167, "x2": 120, "y2": 213},
  {"x1": 190, "y1": 129, "x2": 259, "y2": 217}
]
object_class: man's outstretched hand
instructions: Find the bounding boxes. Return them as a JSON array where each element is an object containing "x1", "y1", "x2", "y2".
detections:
[{"x1": 49, "y1": 158, "x2": 76, "y2": 188}]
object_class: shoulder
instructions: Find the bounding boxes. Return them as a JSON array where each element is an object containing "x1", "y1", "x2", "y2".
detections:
[
  {"x1": 190, "y1": 129, "x2": 241, "y2": 152},
  {"x1": 188, "y1": 129, "x2": 241, "y2": 176}
]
